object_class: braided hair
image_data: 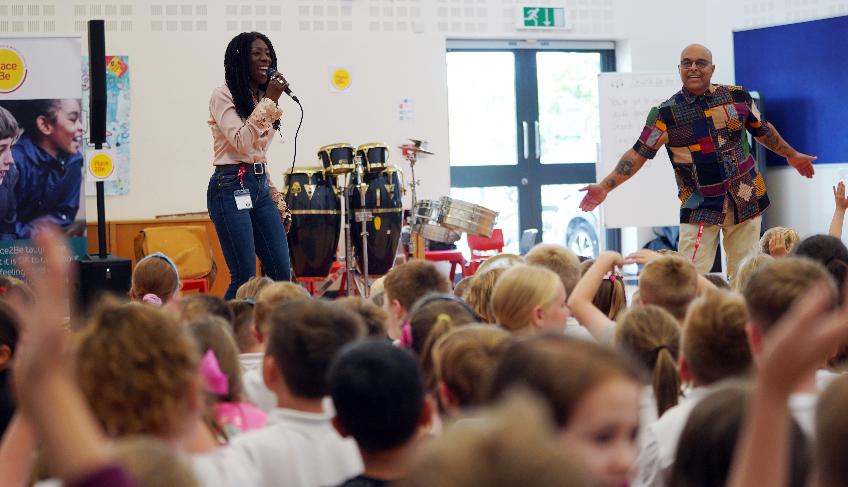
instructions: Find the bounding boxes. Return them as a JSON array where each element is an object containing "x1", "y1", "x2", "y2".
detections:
[{"x1": 223, "y1": 32, "x2": 280, "y2": 130}]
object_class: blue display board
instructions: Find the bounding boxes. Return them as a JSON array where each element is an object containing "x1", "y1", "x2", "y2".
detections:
[{"x1": 734, "y1": 15, "x2": 848, "y2": 166}]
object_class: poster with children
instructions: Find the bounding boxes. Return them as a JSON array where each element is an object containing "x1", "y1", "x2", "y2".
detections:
[
  {"x1": 83, "y1": 55, "x2": 131, "y2": 196},
  {"x1": 0, "y1": 36, "x2": 87, "y2": 276}
]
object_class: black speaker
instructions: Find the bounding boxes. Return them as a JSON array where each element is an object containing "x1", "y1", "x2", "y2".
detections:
[
  {"x1": 88, "y1": 20, "x2": 106, "y2": 144},
  {"x1": 75, "y1": 255, "x2": 132, "y2": 312}
]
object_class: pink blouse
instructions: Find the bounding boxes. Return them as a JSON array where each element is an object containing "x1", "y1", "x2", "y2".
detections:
[{"x1": 208, "y1": 84, "x2": 283, "y2": 166}]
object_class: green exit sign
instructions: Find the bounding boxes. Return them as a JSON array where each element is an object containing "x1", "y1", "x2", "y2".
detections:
[{"x1": 518, "y1": 7, "x2": 569, "y2": 29}]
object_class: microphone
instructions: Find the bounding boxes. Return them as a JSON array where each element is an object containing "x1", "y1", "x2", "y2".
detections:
[{"x1": 266, "y1": 67, "x2": 298, "y2": 102}]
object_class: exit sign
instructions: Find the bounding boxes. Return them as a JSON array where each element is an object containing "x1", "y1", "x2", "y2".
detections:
[{"x1": 517, "y1": 7, "x2": 569, "y2": 29}]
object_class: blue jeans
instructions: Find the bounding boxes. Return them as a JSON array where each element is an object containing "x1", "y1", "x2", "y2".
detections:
[{"x1": 207, "y1": 168, "x2": 292, "y2": 299}]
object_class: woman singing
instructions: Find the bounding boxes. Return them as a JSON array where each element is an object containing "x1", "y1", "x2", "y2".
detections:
[{"x1": 208, "y1": 32, "x2": 292, "y2": 299}]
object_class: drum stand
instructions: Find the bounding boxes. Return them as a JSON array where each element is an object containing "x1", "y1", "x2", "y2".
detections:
[
  {"x1": 351, "y1": 161, "x2": 372, "y2": 297},
  {"x1": 313, "y1": 161, "x2": 371, "y2": 298},
  {"x1": 401, "y1": 143, "x2": 428, "y2": 259}
]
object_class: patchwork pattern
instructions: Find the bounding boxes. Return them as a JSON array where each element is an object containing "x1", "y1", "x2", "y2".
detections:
[
  {"x1": 668, "y1": 124, "x2": 695, "y2": 147},
  {"x1": 633, "y1": 84, "x2": 769, "y2": 225}
]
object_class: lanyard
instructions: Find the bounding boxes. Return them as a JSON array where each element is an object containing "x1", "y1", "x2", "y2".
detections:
[
  {"x1": 692, "y1": 222, "x2": 705, "y2": 262},
  {"x1": 237, "y1": 166, "x2": 247, "y2": 190}
]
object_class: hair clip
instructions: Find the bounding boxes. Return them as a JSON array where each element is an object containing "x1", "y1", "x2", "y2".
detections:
[
  {"x1": 200, "y1": 350, "x2": 229, "y2": 396},
  {"x1": 142, "y1": 293, "x2": 162, "y2": 306},
  {"x1": 400, "y1": 321, "x2": 413, "y2": 349}
]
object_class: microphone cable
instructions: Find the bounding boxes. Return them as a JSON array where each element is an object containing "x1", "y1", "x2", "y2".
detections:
[{"x1": 283, "y1": 96, "x2": 303, "y2": 209}]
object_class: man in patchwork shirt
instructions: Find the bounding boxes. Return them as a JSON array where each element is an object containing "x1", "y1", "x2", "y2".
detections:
[{"x1": 579, "y1": 44, "x2": 815, "y2": 283}]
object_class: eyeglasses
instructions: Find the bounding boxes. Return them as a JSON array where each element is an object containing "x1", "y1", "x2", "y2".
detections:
[{"x1": 679, "y1": 59, "x2": 711, "y2": 69}]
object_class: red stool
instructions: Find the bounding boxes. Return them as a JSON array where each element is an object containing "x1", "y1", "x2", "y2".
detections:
[
  {"x1": 424, "y1": 250, "x2": 467, "y2": 284},
  {"x1": 180, "y1": 278, "x2": 208, "y2": 294},
  {"x1": 465, "y1": 228, "x2": 504, "y2": 276}
]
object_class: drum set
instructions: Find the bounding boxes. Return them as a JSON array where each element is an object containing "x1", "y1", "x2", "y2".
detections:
[{"x1": 282, "y1": 140, "x2": 498, "y2": 296}]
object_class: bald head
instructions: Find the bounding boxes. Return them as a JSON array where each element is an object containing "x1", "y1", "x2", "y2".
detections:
[{"x1": 680, "y1": 44, "x2": 713, "y2": 62}]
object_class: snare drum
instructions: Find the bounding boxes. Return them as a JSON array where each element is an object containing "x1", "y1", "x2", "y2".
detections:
[
  {"x1": 283, "y1": 167, "x2": 341, "y2": 278},
  {"x1": 349, "y1": 165, "x2": 403, "y2": 275},
  {"x1": 356, "y1": 143, "x2": 389, "y2": 172},
  {"x1": 439, "y1": 196, "x2": 498, "y2": 237},
  {"x1": 318, "y1": 143, "x2": 355, "y2": 175},
  {"x1": 412, "y1": 199, "x2": 461, "y2": 243}
]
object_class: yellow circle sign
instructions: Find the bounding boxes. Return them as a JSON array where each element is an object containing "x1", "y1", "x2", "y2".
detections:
[
  {"x1": 0, "y1": 47, "x2": 27, "y2": 94},
  {"x1": 90, "y1": 153, "x2": 114, "y2": 179},
  {"x1": 331, "y1": 68, "x2": 351, "y2": 91}
]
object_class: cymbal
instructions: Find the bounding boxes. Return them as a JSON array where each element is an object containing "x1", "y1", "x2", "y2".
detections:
[{"x1": 399, "y1": 144, "x2": 434, "y2": 155}]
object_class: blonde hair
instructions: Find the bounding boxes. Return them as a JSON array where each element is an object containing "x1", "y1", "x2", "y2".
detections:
[
  {"x1": 682, "y1": 289, "x2": 752, "y2": 385},
  {"x1": 453, "y1": 276, "x2": 473, "y2": 299},
  {"x1": 463, "y1": 267, "x2": 507, "y2": 323},
  {"x1": 491, "y1": 264, "x2": 561, "y2": 333},
  {"x1": 254, "y1": 282, "x2": 311, "y2": 336},
  {"x1": 760, "y1": 226, "x2": 800, "y2": 255},
  {"x1": 525, "y1": 244, "x2": 582, "y2": 295},
  {"x1": 616, "y1": 305, "x2": 681, "y2": 416},
  {"x1": 734, "y1": 252, "x2": 773, "y2": 292},
  {"x1": 475, "y1": 253, "x2": 524, "y2": 274},
  {"x1": 639, "y1": 255, "x2": 698, "y2": 321},
  {"x1": 235, "y1": 276, "x2": 274, "y2": 300},
  {"x1": 75, "y1": 301, "x2": 200, "y2": 437},
  {"x1": 433, "y1": 324, "x2": 511, "y2": 408},
  {"x1": 399, "y1": 393, "x2": 588, "y2": 487},
  {"x1": 742, "y1": 257, "x2": 836, "y2": 333},
  {"x1": 114, "y1": 436, "x2": 198, "y2": 487}
]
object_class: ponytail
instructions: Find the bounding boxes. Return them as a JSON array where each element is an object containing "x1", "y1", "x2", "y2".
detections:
[
  {"x1": 420, "y1": 314, "x2": 457, "y2": 391},
  {"x1": 653, "y1": 346, "x2": 681, "y2": 416}
]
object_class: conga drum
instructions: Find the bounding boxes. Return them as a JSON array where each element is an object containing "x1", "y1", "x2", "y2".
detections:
[
  {"x1": 356, "y1": 143, "x2": 389, "y2": 172},
  {"x1": 318, "y1": 143, "x2": 355, "y2": 175},
  {"x1": 283, "y1": 167, "x2": 341, "y2": 278},
  {"x1": 348, "y1": 165, "x2": 404, "y2": 275}
]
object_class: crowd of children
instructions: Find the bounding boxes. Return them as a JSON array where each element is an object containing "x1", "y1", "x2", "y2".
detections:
[{"x1": 2, "y1": 186, "x2": 848, "y2": 487}]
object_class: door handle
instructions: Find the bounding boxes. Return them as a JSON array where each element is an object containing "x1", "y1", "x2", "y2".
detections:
[
  {"x1": 534, "y1": 120, "x2": 541, "y2": 160},
  {"x1": 522, "y1": 121, "x2": 529, "y2": 160}
]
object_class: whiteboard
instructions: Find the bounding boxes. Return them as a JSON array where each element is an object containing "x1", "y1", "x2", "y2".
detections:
[{"x1": 597, "y1": 72, "x2": 681, "y2": 229}]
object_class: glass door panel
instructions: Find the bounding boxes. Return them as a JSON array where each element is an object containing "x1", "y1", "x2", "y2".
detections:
[
  {"x1": 541, "y1": 183, "x2": 602, "y2": 258},
  {"x1": 446, "y1": 52, "x2": 518, "y2": 166},
  {"x1": 536, "y1": 52, "x2": 602, "y2": 165}
]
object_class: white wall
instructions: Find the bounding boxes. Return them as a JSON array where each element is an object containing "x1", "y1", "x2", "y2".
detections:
[{"x1": 0, "y1": 0, "x2": 842, "y2": 239}]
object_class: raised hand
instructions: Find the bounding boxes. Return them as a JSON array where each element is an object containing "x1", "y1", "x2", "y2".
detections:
[
  {"x1": 834, "y1": 181, "x2": 848, "y2": 210},
  {"x1": 578, "y1": 184, "x2": 608, "y2": 212},
  {"x1": 787, "y1": 152, "x2": 816, "y2": 179}
]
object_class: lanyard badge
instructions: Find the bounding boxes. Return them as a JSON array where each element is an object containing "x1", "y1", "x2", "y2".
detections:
[{"x1": 234, "y1": 166, "x2": 252, "y2": 210}]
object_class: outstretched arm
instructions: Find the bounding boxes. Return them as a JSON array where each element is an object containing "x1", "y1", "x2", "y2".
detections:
[
  {"x1": 755, "y1": 122, "x2": 817, "y2": 178},
  {"x1": 579, "y1": 149, "x2": 648, "y2": 211}
]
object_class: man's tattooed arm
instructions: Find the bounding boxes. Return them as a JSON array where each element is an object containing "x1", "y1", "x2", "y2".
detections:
[
  {"x1": 598, "y1": 151, "x2": 646, "y2": 191},
  {"x1": 756, "y1": 123, "x2": 797, "y2": 157}
]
